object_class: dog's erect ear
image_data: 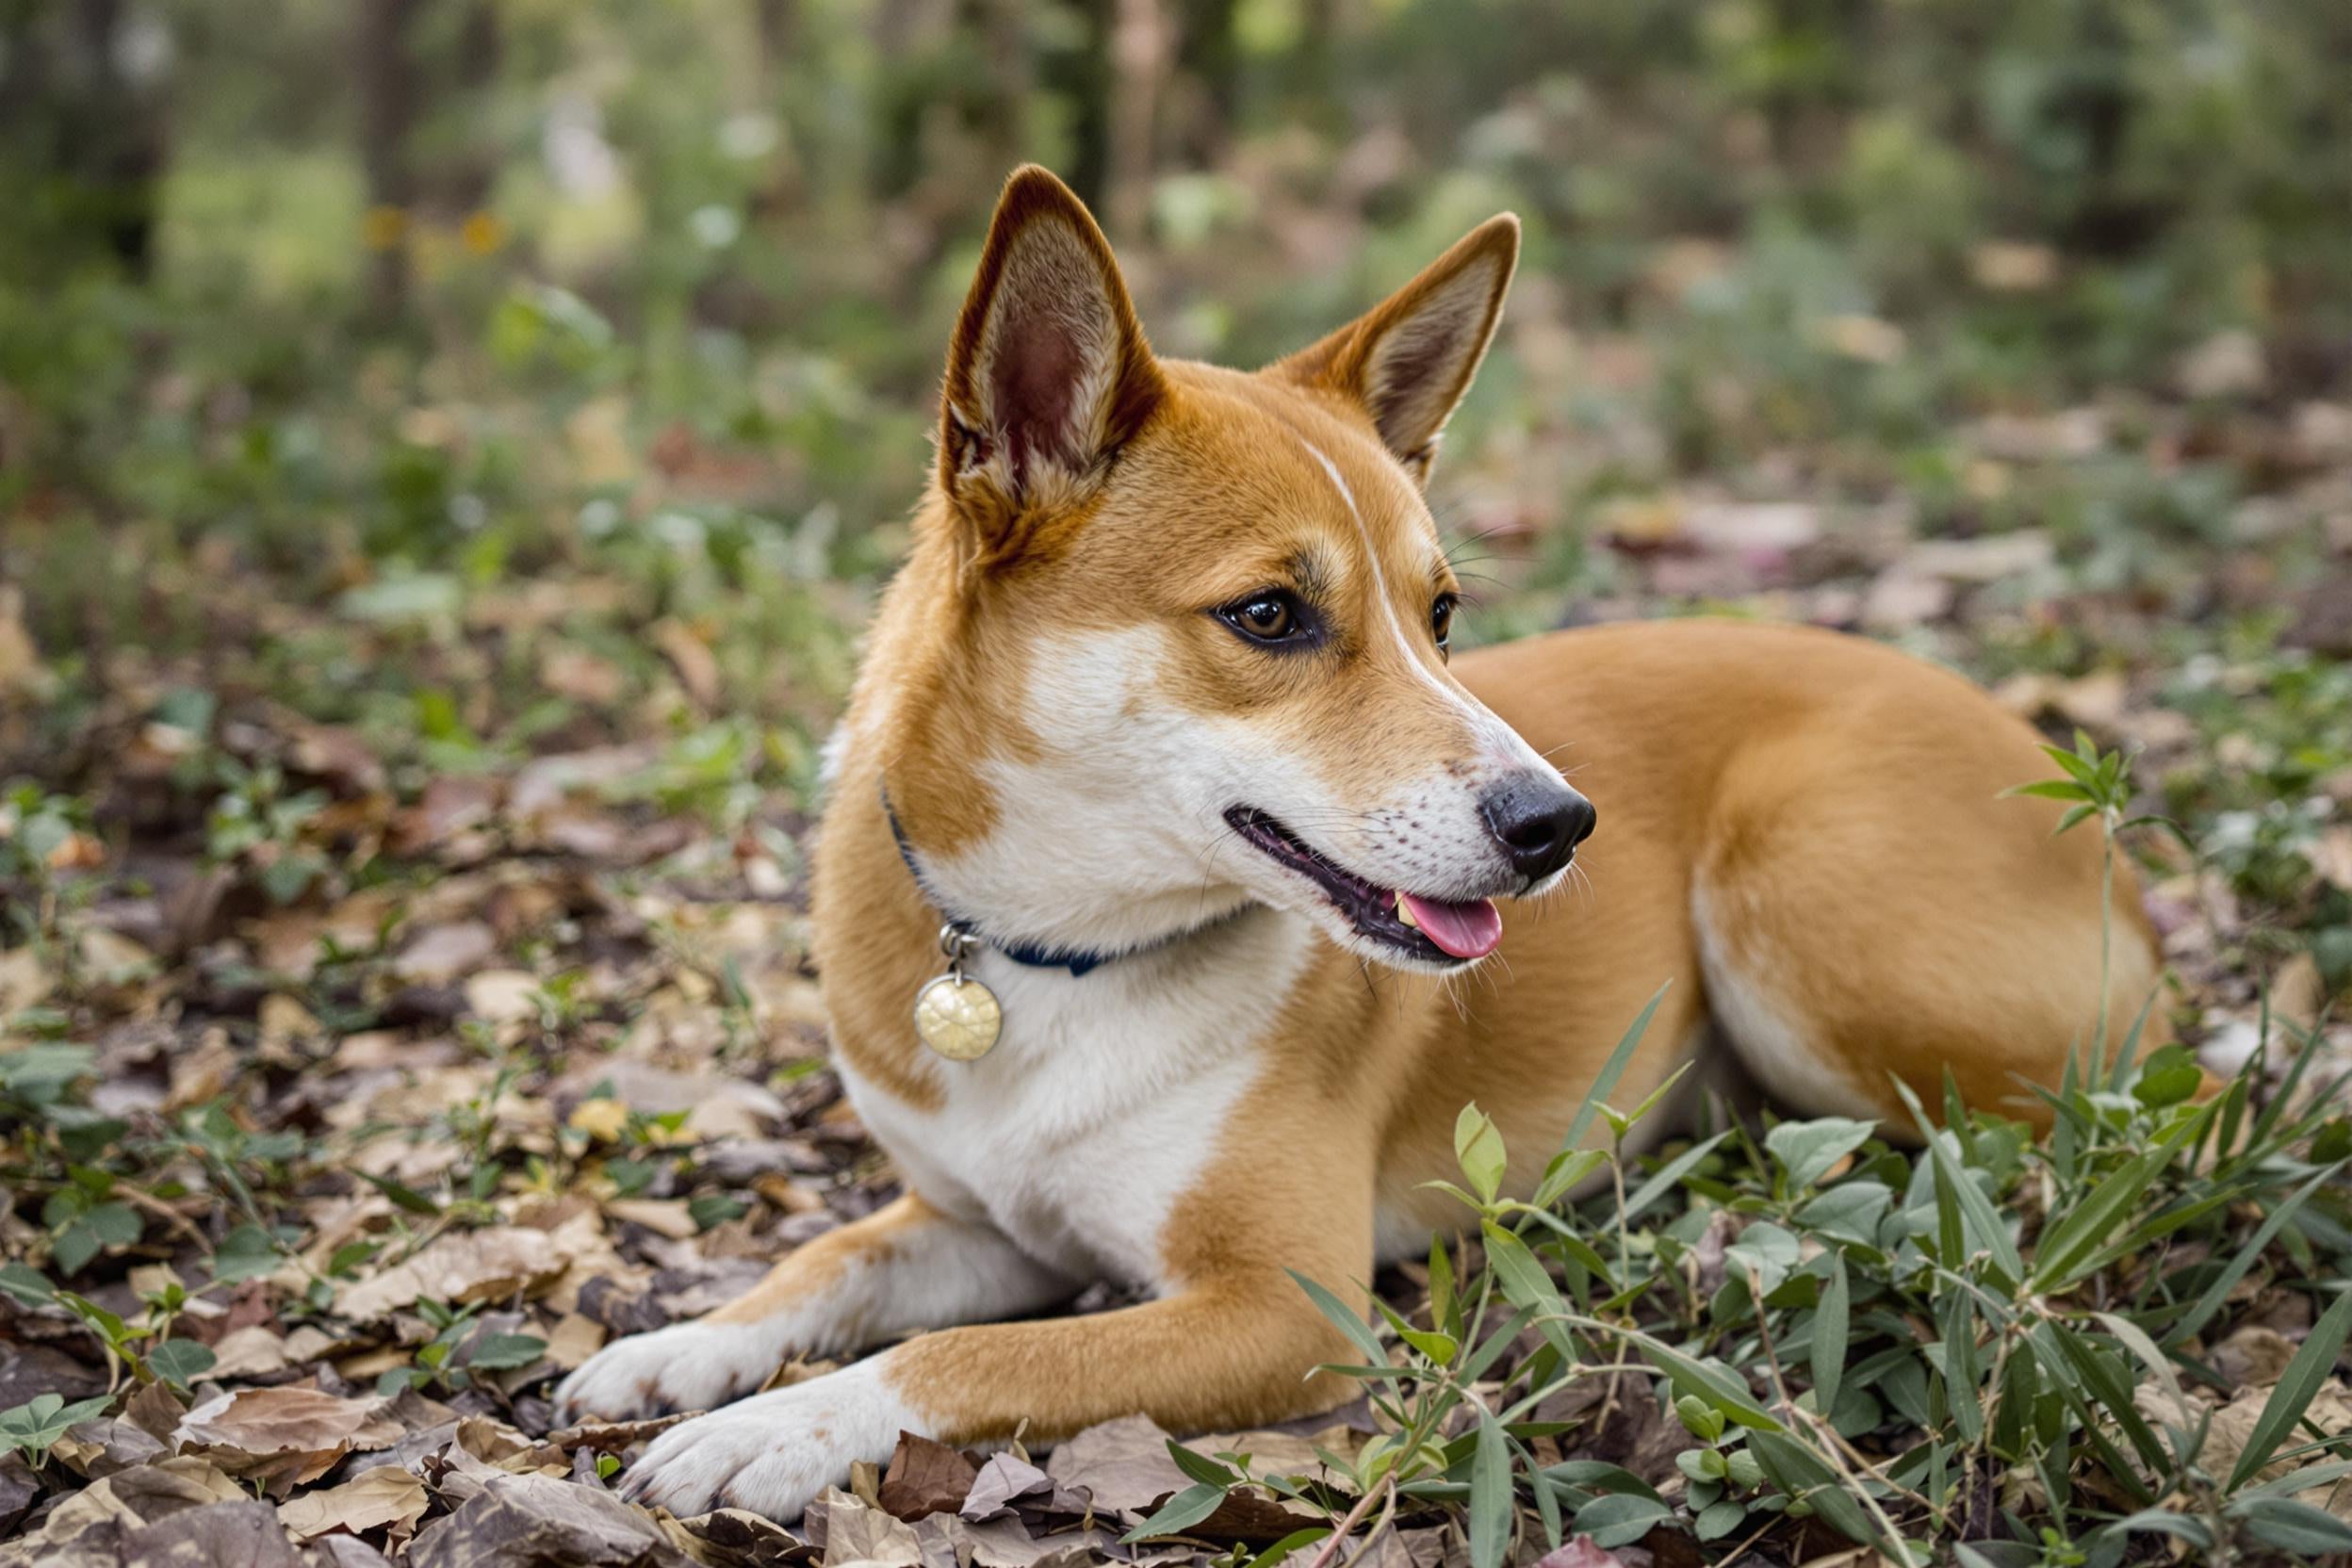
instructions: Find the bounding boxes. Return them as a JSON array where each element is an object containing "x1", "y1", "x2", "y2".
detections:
[
  {"x1": 1270, "y1": 215, "x2": 1519, "y2": 487},
  {"x1": 938, "y1": 166, "x2": 1165, "y2": 559}
]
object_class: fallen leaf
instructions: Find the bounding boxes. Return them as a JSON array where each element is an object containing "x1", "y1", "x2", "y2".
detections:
[
  {"x1": 879, "y1": 1432, "x2": 979, "y2": 1522},
  {"x1": 336, "y1": 1226, "x2": 571, "y2": 1321},
  {"x1": 277, "y1": 1467, "x2": 430, "y2": 1543},
  {"x1": 174, "y1": 1386, "x2": 402, "y2": 1489},
  {"x1": 395, "y1": 921, "x2": 500, "y2": 986},
  {"x1": 123, "y1": 1496, "x2": 305, "y2": 1568},
  {"x1": 407, "y1": 1470, "x2": 695, "y2": 1567},
  {"x1": 604, "y1": 1200, "x2": 698, "y2": 1240}
]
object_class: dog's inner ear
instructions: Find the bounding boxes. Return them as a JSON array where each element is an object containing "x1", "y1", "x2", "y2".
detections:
[
  {"x1": 939, "y1": 167, "x2": 1164, "y2": 556},
  {"x1": 1271, "y1": 215, "x2": 1519, "y2": 487}
]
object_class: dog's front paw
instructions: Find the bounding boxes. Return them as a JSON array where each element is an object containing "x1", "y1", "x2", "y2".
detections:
[
  {"x1": 617, "y1": 1358, "x2": 920, "y2": 1520},
  {"x1": 554, "y1": 1319, "x2": 781, "y2": 1424}
]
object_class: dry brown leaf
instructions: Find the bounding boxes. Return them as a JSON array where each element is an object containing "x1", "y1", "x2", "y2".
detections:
[
  {"x1": 209, "y1": 1323, "x2": 293, "y2": 1380},
  {"x1": 604, "y1": 1199, "x2": 698, "y2": 1239},
  {"x1": 0, "y1": 948, "x2": 50, "y2": 1018},
  {"x1": 876, "y1": 1433, "x2": 980, "y2": 1522},
  {"x1": 808, "y1": 1487, "x2": 923, "y2": 1566},
  {"x1": 651, "y1": 620, "x2": 722, "y2": 709},
  {"x1": 277, "y1": 1466, "x2": 430, "y2": 1543},
  {"x1": 335, "y1": 1225, "x2": 571, "y2": 1321},
  {"x1": 544, "y1": 1312, "x2": 607, "y2": 1370},
  {"x1": 395, "y1": 920, "x2": 499, "y2": 986},
  {"x1": 41, "y1": 1455, "x2": 245, "y2": 1535},
  {"x1": 405, "y1": 1470, "x2": 695, "y2": 1568},
  {"x1": 2209, "y1": 1324, "x2": 2298, "y2": 1387},
  {"x1": 175, "y1": 1386, "x2": 402, "y2": 1488}
]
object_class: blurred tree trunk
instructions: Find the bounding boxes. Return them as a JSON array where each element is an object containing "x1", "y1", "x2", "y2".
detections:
[
  {"x1": 1173, "y1": 0, "x2": 1239, "y2": 162},
  {"x1": 755, "y1": 0, "x2": 797, "y2": 64},
  {"x1": 956, "y1": 0, "x2": 1030, "y2": 177},
  {"x1": 1041, "y1": 0, "x2": 1110, "y2": 211},
  {"x1": 73, "y1": 0, "x2": 164, "y2": 276},
  {"x1": 0, "y1": 0, "x2": 169, "y2": 281},
  {"x1": 354, "y1": 0, "x2": 422, "y2": 321},
  {"x1": 1103, "y1": 0, "x2": 1168, "y2": 242}
]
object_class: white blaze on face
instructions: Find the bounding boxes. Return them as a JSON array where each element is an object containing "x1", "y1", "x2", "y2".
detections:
[{"x1": 1295, "y1": 438, "x2": 1550, "y2": 773}]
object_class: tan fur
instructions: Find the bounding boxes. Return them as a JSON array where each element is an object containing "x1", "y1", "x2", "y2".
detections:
[{"x1": 572, "y1": 169, "x2": 2167, "y2": 1505}]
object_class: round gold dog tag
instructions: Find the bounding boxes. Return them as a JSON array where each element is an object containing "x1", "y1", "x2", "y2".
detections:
[{"x1": 914, "y1": 973, "x2": 1003, "y2": 1061}]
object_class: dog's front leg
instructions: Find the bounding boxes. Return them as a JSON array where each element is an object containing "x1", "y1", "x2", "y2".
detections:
[
  {"x1": 554, "y1": 1192, "x2": 1073, "y2": 1424},
  {"x1": 619, "y1": 1250, "x2": 1370, "y2": 1520}
]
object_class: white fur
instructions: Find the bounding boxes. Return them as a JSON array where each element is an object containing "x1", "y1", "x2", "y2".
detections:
[
  {"x1": 841, "y1": 906, "x2": 1311, "y2": 1287},
  {"x1": 1690, "y1": 882, "x2": 1884, "y2": 1119},
  {"x1": 907, "y1": 612, "x2": 1542, "y2": 977},
  {"x1": 914, "y1": 626, "x2": 1262, "y2": 959},
  {"x1": 553, "y1": 1211, "x2": 1070, "y2": 1423},
  {"x1": 620, "y1": 1354, "x2": 925, "y2": 1520}
]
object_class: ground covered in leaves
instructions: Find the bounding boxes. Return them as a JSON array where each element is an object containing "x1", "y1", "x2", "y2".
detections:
[
  {"x1": 5, "y1": 368, "x2": 2351, "y2": 1563},
  {"x1": 5, "y1": 74, "x2": 2352, "y2": 1550}
]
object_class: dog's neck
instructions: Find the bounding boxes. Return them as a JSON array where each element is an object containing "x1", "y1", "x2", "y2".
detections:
[{"x1": 879, "y1": 785, "x2": 1246, "y2": 975}]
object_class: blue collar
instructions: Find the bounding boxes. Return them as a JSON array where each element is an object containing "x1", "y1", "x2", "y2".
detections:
[{"x1": 881, "y1": 792, "x2": 1115, "y2": 976}]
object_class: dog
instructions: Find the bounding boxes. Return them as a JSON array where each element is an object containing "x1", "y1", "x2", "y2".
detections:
[{"x1": 554, "y1": 165, "x2": 2162, "y2": 1518}]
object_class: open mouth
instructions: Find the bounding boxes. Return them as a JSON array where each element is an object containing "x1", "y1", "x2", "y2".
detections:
[{"x1": 1223, "y1": 807, "x2": 1504, "y2": 964}]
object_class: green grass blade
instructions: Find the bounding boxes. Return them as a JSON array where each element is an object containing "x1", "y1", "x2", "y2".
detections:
[
  {"x1": 1468, "y1": 1409, "x2": 1512, "y2": 1568},
  {"x1": 2159, "y1": 1163, "x2": 2342, "y2": 1347},
  {"x1": 1284, "y1": 1268, "x2": 1388, "y2": 1367},
  {"x1": 2226, "y1": 1284, "x2": 2352, "y2": 1491},
  {"x1": 2032, "y1": 1114, "x2": 2202, "y2": 1292},
  {"x1": 1813, "y1": 1252, "x2": 1849, "y2": 1421},
  {"x1": 1620, "y1": 1131, "x2": 1730, "y2": 1223},
  {"x1": 1558, "y1": 981, "x2": 1671, "y2": 1156}
]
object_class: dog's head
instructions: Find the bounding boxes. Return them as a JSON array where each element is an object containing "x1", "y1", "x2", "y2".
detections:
[{"x1": 864, "y1": 167, "x2": 1592, "y2": 974}]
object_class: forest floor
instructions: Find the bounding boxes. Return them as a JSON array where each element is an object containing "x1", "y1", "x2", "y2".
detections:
[{"x1": 3, "y1": 335, "x2": 2350, "y2": 1566}]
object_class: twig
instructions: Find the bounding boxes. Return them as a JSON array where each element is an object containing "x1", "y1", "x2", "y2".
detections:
[{"x1": 1305, "y1": 1473, "x2": 1396, "y2": 1568}]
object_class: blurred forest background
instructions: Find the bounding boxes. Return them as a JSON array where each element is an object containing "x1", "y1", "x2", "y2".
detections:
[
  {"x1": 3, "y1": 0, "x2": 2351, "y2": 1060},
  {"x1": 0, "y1": 4, "x2": 2350, "y2": 1560}
]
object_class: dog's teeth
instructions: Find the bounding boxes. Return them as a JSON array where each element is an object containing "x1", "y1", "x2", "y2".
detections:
[{"x1": 1394, "y1": 892, "x2": 1417, "y2": 928}]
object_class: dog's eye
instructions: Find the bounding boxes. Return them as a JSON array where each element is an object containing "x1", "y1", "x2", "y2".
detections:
[
  {"x1": 1431, "y1": 594, "x2": 1457, "y2": 653},
  {"x1": 1217, "y1": 592, "x2": 1309, "y2": 645}
]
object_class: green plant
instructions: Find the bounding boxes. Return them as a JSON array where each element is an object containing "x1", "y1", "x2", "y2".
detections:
[
  {"x1": 0, "y1": 1393, "x2": 113, "y2": 1469},
  {"x1": 375, "y1": 1298, "x2": 547, "y2": 1397},
  {"x1": 1125, "y1": 979, "x2": 2352, "y2": 1566}
]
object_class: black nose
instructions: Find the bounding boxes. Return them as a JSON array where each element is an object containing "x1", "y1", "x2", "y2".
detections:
[{"x1": 1478, "y1": 777, "x2": 1596, "y2": 881}]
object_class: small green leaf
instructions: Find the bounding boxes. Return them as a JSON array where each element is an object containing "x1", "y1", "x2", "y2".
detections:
[
  {"x1": 466, "y1": 1332, "x2": 548, "y2": 1371},
  {"x1": 1454, "y1": 1104, "x2": 1507, "y2": 1204},
  {"x1": 357, "y1": 1171, "x2": 442, "y2": 1216},
  {"x1": 2130, "y1": 1044, "x2": 2203, "y2": 1109},
  {"x1": 1120, "y1": 1481, "x2": 1228, "y2": 1543},
  {"x1": 1694, "y1": 1499, "x2": 1745, "y2": 1541},
  {"x1": 1573, "y1": 1492, "x2": 1673, "y2": 1549},
  {"x1": 1168, "y1": 1442, "x2": 1241, "y2": 1489},
  {"x1": 687, "y1": 1194, "x2": 747, "y2": 1231},
  {"x1": 1767, "y1": 1118, "x2": 1877, "y2": 1193},
  {"x1": 1284, "y1": 1270, "x2": 1388, "y2": 1367},
  {"x1": 147, "y1": 1339, "x2": 217, "y2": 1389},
  {"x1": 0, "y1": 1265, "x2": 56, "y2": 1306},
  {"x1": 1557, "y1": 982, "x2": 1672, "y2": 1158},
  {"x1": 1813, "y1": 1253, "x2": 1849, "y2": 1420}
]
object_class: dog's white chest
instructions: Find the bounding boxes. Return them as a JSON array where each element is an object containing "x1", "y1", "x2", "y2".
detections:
[{"x1": 838, "y1": 910, "x2": 1310, "y2": 1288}]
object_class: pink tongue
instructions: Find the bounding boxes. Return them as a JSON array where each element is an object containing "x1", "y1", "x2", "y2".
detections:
[{"x1": 1398, "y1": 891, "x2": 1505, "y2": 960}]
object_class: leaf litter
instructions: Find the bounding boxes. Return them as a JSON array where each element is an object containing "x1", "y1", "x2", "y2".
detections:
[{"x1": 1, "y1": 386, "x2": 2348, "y2": 1564}]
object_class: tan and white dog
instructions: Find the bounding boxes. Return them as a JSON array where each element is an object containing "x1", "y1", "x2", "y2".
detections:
[{"x1": 555, "y1": 166, "x2": 2162, "y2": 1517}]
